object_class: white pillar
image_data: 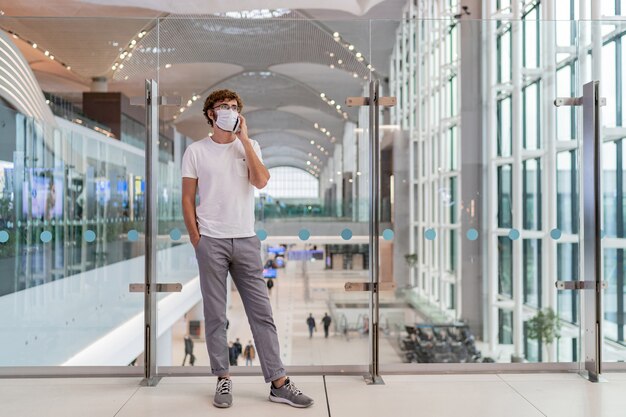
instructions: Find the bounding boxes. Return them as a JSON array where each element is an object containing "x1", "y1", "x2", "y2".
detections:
[
  {"x1": 157, "y1": 328, "x2": 172, "y2": 366},
  {"x1": 90, "y1": 76, "x2": 108, "y2": 92}
]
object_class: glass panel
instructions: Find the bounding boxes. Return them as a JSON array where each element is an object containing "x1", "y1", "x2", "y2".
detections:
[
  {"x1": 380, "y1": 16, "x2": 584, "y2": 369},
  {"x1": 556, "y1": 65, "x2": 574, "y2": 141},
  {"x1": 498, "y1": 164, "x2": 513, "y2": 228},
  {"x1": 0, "y1": 18, "x2": 152, "y2": 368},
  {"x1": 522, "y1": 158, "x2": 541, "y2": 230},
  {"x1": 157, "y1": 16, "x2": 371, "y2": 369},
  {"x1": 523, "y1": 82, "x2": 540, "y2": 150},
  {"x1": 523, "y1": 239, "x2": 542, "y2": 309},
  {"x1": 557, "y1": 150, "x2": 579, "y2": 234},
  {"x1": 595, "y1": 19, "x2": 626, "y2": 361},
  {"x1": 497, "y1": 96, "x2": 512, "y2": 156}
]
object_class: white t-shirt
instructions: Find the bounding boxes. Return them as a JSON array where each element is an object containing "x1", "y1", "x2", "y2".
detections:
[{"x1": 181, "y1": 136, "x2": 263, "y2": 238}]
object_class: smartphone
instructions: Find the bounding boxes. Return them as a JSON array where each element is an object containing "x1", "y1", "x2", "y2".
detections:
[{"x1": 232, "y1": 117, "x2": 241, "y2": 133}]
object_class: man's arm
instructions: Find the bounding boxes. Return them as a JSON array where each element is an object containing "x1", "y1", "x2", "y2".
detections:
[
  {"x1": 237, "y1": 114, "x2": 270, "y2": 189},
  {"x1": 242, "y1": 140, "x2": 270, "y2": 189},
  {"x1": 182, "y1": 177, "x2": 201, "y2": 246}
]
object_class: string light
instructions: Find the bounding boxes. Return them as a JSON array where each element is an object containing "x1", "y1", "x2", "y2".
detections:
[{"x1": 6, "y1": 31, "x2": 75, "y2": 73}]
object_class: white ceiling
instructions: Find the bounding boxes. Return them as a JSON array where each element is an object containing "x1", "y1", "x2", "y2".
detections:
[{"x1": 0, "y1": 0, "x2": 406, "y2": 174}]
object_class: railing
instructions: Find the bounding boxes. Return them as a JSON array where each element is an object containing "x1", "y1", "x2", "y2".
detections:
[{"x1": 43, "y1": 92, "x2": 115, "y2": 138}]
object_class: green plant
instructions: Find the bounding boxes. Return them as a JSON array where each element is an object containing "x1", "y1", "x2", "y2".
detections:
[
  {"x1": 404, "y1": 253, "x2": 418, "y2": 268},
  {"x1": 526, "y1": 307, "x2": 561, "y2": 346}
]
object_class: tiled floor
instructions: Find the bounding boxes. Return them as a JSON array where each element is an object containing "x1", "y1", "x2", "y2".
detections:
[{"x1": 2, "y1": 373, "x2": 626, "y2": 416}]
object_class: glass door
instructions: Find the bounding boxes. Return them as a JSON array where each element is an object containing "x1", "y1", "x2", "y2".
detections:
[
  {"x1": 151, "y1": 15, "x2": 372, "y2": 374},
  {"x1": 0, "y1": 16, "x2": 156, "y2": 373},
  {"x1": 371, "y1": 10, "x2": 592, "y2": 371}
]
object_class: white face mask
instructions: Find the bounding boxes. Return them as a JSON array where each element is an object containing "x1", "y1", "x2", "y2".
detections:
[{"x1": 214, "y1": 109, "x2": 239, "y2": 132}]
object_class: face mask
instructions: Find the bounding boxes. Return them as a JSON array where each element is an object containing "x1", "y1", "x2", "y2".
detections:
[{"x1": 214, "y1": 109, "x2": 240, "y2": 132}]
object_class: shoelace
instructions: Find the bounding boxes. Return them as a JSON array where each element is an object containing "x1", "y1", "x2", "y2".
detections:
[
  {"x1": 217, "y1": 378, "x2": 232, "y2": 395},
  {"x1": 284, "y1": 381, "x2": 302, "y2": 396}
]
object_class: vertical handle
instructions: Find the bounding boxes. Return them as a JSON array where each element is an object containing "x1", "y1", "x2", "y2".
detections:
[
  {"x1": 581, "y1": 81, "x2": 603, "y2": 381},
  {"x1": 143, "y1": 79, "x2": 159, "y2": 386},
  {"x1": 368, "y1": 79, "x2": 382, "y2": 384}
]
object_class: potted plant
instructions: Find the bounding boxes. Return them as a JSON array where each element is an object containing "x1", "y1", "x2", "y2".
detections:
[{"x1": 525, "y1": 307, "x2": 562, "y2": 361}]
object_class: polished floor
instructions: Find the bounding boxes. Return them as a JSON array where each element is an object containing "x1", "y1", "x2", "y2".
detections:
[{"x1": 2, "y1": 373, "x2": 626, "y2": 416}]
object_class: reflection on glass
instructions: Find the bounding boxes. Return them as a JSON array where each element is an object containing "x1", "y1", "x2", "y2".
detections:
[
  {"x1": 523, "y1": 239, "x2": 541, "y2": 308},
  {"x1": 523, "y1": 158, "x2": 541, "y2": 230},
  {"x1": 557, "y1": 150, "x2": 579, "y2": 235},
  {"x1": 498, "y1": 236, "x2": 513, "y2": 299},
  {"x1": 497, "y1": 165, "x2": 513, "y2": 228}
]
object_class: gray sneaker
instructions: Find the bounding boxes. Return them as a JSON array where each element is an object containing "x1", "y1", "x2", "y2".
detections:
[
  {"x1": 269, "y1": 378, "x2": 314, "y2": 408},
  {"x1": 213, "y1": 377, "x2": 233, "y2": 408}
]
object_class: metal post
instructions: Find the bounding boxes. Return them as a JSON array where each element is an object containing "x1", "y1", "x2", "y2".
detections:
[
  {"x1": 143, "y1": 79, "x2": 159, "y2": 386},
  {"x1": 581, "y1": 81, "x2": 603, "y2": 382},
  {"x1": 367, "y1": 79, "x2": 383, "y2": 385},
  {"x1": 554, "y1": 81, "x2": 605, "y2": 382},
  {"x1": 345, "y1": 86, "x2": 395, "y2": 385}
]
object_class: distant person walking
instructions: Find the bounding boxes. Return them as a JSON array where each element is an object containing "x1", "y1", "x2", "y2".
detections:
[
  {"x1": 321, "y1": 313, "x2": 332, "y2": 338},
  {"x1": 244, "y1": 341, "x2": 256, "y2": 366},
  {"x1": 228, "y1": 341, "x2": 239, "y2": 366},
  {"x1": 233, "y1": 338, "x2": 243, "y2": 360},
  {"x1": 306, "y1": 314, "x2": 316, "y2": 339},
  {"x1": 182, "y1": 335, "x2": 195, "y2": 366}
]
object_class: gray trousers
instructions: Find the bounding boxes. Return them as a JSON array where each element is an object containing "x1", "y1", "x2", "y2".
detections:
[{"x1": 194, "y1": 235, "x2": 286, "y2": 383}]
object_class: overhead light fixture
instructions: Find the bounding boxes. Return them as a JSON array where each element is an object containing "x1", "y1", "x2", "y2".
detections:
[
  {"x1": 32, "y1": 43, "x2": 37, "y2": 48},
  {"x1": 165, "y1": 63, "x2": 172, "y2": 69},
  {"x1": 333, "y1": 32, "x2": 339, "y2": 37},
  {"x1": 320, "y1": 93, "x2": 325, "y2": 98},
  {"x1": 356, "y1": 52, "x2": 362, "y2": 58},
  {"x1": 348, "y1": 45, "x2": 354, "y2": 50},
  {"x1": 44, "y1": 50, "x2": 49, "y2": 56},
  {"x1": 337, "y1": 59, "x2": 343, "y2": 64}
]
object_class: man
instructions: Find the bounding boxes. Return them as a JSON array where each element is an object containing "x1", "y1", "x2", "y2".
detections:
[
  {"x1": 228, "y1": 341, "x2": 238, "y2": 366},
  {"x1": 233, "y1": 338, "x2": 243, "y2": 360},
  {"x1": 182, "y1": 334, "x2": 195, "y2": 366},
  {"x1": 321, "y1": 313, "x2": 332, "y2": 338},
  {"x1": 306, "y1": 314, "x2": 316, "y2": 339},
  {"x1": 182, "y1": 89, "x2": 313, "y2": 409},
  {"x1": 243, "y1": 340, "x2": 255, "y2": 366}
]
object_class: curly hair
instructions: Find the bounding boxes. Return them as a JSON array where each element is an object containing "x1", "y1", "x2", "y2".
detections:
[{"x1": 202, "y1": 89, "x2": 243, "y2": 127}]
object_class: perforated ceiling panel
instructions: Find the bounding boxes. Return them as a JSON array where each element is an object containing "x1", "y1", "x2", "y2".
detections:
[
  {"x1": 114, "y1": 13, "x2": 372, "y2": 83},
  {"x1": 252, "y1": 131, "x2": 331, "y2": 163},
  {"x1": 0, "y1": 17, "x2": 154, "y2": 78},
  {"x1": 245, "y1": 110, "x2": 342, "y2": 142}
]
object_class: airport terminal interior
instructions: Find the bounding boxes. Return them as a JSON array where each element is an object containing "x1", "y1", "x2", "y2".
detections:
[{"x1": 1, "y1": 0, "x2": 626, "y2": 415}]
